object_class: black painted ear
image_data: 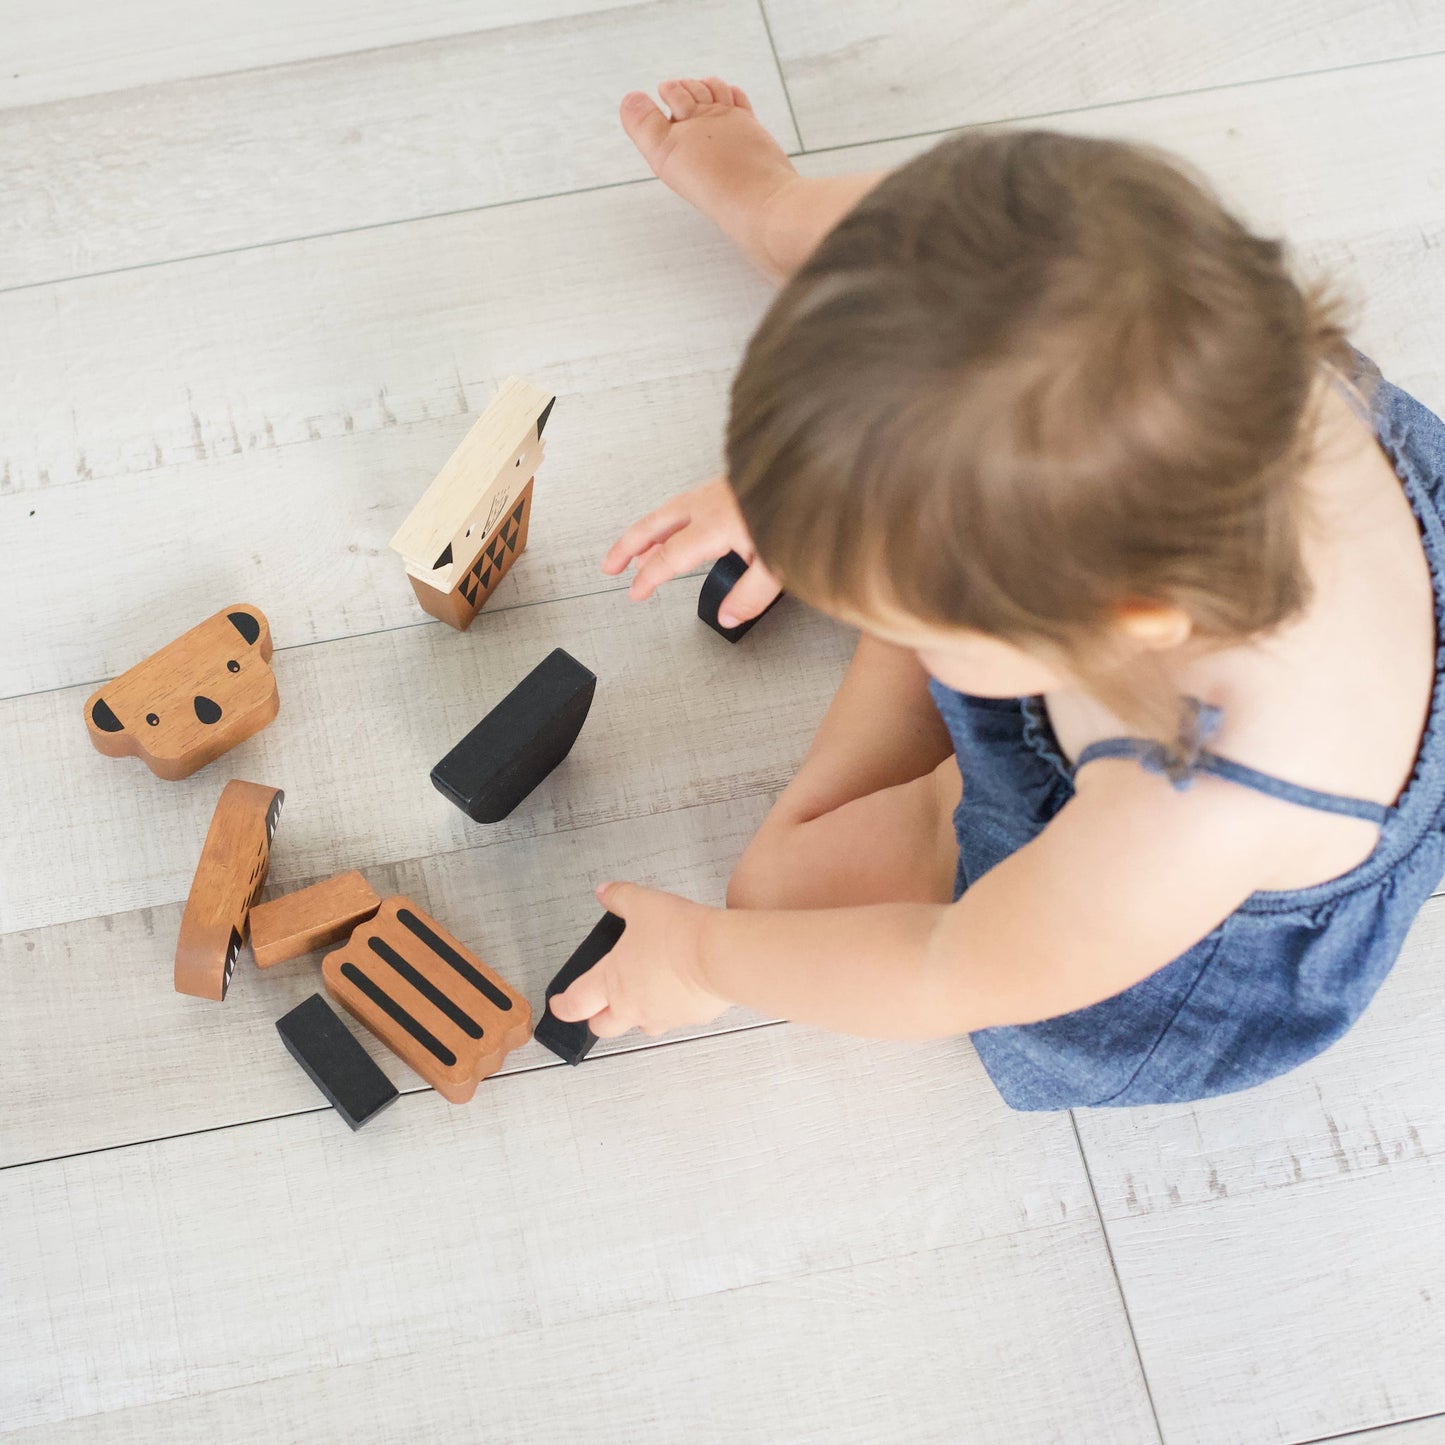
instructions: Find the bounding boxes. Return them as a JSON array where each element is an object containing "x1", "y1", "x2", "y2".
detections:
[
  {"x1": 91, "y1": 697, "x2": 124, "y2": 733},
  {"x1": 535, "y1": 396, "x2": 555, "y2": 440},
  {"x1": 433, "y1": 544, "x2": 453, "y2": 570},
  {"x1": 228, "y1": 610, "x2": 261, "y2": 646}
]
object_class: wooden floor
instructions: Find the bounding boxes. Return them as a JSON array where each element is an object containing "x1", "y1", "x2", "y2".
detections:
[{"x1": 3, "y1": 4, "x2": 1445, "y2": 1441}]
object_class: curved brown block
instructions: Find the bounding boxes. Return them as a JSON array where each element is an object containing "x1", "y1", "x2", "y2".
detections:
[
  {"x1": 84, "y1": 604, "x2": 280, "y2": 781},
  {"x1": 176, "y1": 780, "x2": 284, "y2": 1000},
  {"x1": 322, "y1": 897, "x2": 532, "y2": 1103}
]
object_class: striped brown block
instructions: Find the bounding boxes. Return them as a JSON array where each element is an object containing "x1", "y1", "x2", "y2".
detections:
[{"x1": 322, "y1": 897, "x2": 531, "y2": 1103}]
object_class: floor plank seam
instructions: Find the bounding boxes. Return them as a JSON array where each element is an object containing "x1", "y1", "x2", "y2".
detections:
[
  {"x1": 756, "y1": 0, "x2": 806, "y2": 149},
  {"x1": 1069, "y1": 1111, "x2": 1166, "y2": 1444},
  {"x1": 0, "y1": 1017, "x2": 788, "y2": 1174},
  {"x1": 6, "y1": 44, "x2": 1440, "y2": 298},
  {"x1": 1293, "y1": 1408, "x2": 1445, "y2": 1443}
]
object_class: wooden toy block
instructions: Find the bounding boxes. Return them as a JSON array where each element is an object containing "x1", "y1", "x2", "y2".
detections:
[
  {"x1": 85, "y1": 604, "x2": 280, "y2": 780},
  {"x1": 176, "y1": 780, "x2": 284, "y2": 1000},
  {"x1": 533, "y1": 912, "x2": 626, "y2": 1066},
  {"x1": 389, "y1": 376, "x2": 555, "y2": 631},
  {"x1": 698, "y1": 552, "x2": 783, "y2": 642},
  {"x1": 276, "y1": 993, "x2": 398, "y2": 1131},
  {"x1": 249, "y1": 870, "x2": 382, "y2": 968},
  {"x1": 322, "y1": 897, "x2": 532, "y2": 1103},
  {"x1": 431, "y1": 648, "x2": 596, "y2": 823}
]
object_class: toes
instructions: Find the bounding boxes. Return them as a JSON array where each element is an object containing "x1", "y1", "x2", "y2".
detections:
[
  {"x1": 658, "y1": 79, "x2": 697, "y2": 119},
  {"x1": 619, "y1": 90, "x2": 671, "y2": 164},
  {"x1": 702, "y1": 76, "x2": 733, "y2": 106},
  {"x1": 679, "y1": 78, "x2": 712, "y2": 107},
  {"x1": 731, "y1": 84, "x2": 754, "y2": 112}
]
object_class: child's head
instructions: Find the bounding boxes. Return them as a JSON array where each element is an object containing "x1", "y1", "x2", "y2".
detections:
[{"x1": 726, "y1": 129, "x2": 1352, "y2": 723}]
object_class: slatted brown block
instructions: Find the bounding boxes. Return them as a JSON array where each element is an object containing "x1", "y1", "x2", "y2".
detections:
[
  {"x1": 322, "y1": 897, "x2": 531, "y2": 1103},
  {"x1": 176, "y1": 780, "x2": 284, "y2": 1000},
  {"x1": 407, "y1": 480, "x2": 534, "y2": 630},
  {"x1": 84, "y1": 604, "x2": 280, "y2": 780},
  {"x1": 250, "y1": 870, "x2": 381, "y2": 968}
]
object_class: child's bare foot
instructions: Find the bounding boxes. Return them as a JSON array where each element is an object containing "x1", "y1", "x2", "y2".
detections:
[{"x1": 621, "y1": 78, "x2": 802, "y2": 279}]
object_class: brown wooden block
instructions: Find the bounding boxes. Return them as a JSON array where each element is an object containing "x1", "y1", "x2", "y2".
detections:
[
  {"x1": 322, "y1": 897, "x2": 531, "y2": 1103},
  {"x1": 176, "y1": 780, "x2": 284, "y2": 1000},
  {"x1": 406, "y1": 479, "x2": 534, "y2": 631},
  {"x1": 249, "y1": 870, "x2": 382, "y2": 969},
  {"x1": 84, "y1": 604, "x2": 280, "y2": 780},
  {"x1": 390, "y1": 376, "x2": 552, "y2": 632}
]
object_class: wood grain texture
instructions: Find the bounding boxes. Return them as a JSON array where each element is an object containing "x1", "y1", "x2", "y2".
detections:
[
  {"x1": 248, "y1": 869, "x2": 380, "y2": 968},
  {"x1": 0, "y1": 1027, "x2": 1146, "y2": 1437},
  {"x1": 1, "y1": 0, "x2": 626, "y2": 110},
  {"x1": 0, "y1": 576, "x2": 854, "y2": 938},
  {"x1": 0, "y1": 0, "x2": 798, "y2": 289},
  {"x1": 0, "y1": 794, "x2": 772, "y2": 1167},
  {"x1": 763, "y1": 0, "x2": 1445, "y2": 149}
]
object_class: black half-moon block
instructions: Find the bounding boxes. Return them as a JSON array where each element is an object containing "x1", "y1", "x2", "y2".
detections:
[
  {"x1": 535, "y1": 396, "x2": 556, "y2": 439},
  {"x1": 91, "y1": 697, "x2": 124, "y2": 732},
  {"x1": 697, "y1": 551, "x2": 783, "y2": 643},
  {"x1": 275, "y1": 992, "x2": 399, "y2": 1131},
  {"x1": 430, "y1": 648, "x2": 597, "y2": 824},
  {"x1": 228, "y1": 609, "x2": 261, "y2": 645},
  {"x1": 533, "y1": 911, "x2": 625, "y2": 1066},
  {"x1": 193, "y1": 695, "x2": 223, "y2": 724}
]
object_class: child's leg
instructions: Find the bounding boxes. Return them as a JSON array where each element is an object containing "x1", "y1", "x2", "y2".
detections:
[
  {"x1": 728, "y1": 758, "x2": 961, "y2": 911},
  {"x1": 727, "y1": 634, "x2": 960, "y2": 910},
  {"x1": 620, "y1": 78, "x2": 886, "y2": 281}
]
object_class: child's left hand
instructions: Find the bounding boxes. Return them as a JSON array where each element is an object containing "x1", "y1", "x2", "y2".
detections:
[{"x1": 547, "y1": 882, "x2": 730, "y2": 1039}]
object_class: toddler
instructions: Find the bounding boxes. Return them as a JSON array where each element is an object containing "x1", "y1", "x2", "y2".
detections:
[{"x1": 550, "y1": 78, "x2": 1445, "y2": 1109}]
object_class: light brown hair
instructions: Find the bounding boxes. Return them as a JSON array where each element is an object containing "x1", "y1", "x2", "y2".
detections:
[{"x1": 726, "y1": 129, "x2": 1353, "y2": 732}]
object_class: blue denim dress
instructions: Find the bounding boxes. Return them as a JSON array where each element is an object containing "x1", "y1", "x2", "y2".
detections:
[{"x1": 930, "y1": 362, "x2": 1445, "y2": 1110}]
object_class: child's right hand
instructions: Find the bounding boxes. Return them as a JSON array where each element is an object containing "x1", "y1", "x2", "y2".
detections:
[{"x1": 602, "y1": 474, "x2": 782, "y2": 628}]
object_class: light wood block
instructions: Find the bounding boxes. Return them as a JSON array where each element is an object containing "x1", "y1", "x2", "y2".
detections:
[
  {"x1": 248, "y1": 870, "x2": 380, "y2": 968},
  {"x1": 407, "y1": 480, "x2": 533, "y2": 628},
  {"x1": 83, "y1": 605, "x2": 279, "y2": 781},
  {"x1": 765, "y1": 0, "x2": 1445, "y2": 149},
  {"x1": 175, "y1": 780, "x2": 284, "y2": 1001},
  {"x1": 323, "y1": 896, "x2": 532, "y2": 1102}
]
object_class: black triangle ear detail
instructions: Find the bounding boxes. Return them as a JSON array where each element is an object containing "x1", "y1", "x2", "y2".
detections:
[
  {"x1": 535, "y1": 397, "x2": 555, "y2": 439},
  {"x1": 227, "y1": 610, "x2": 262, "y2": 645},
  {"x1": 433, "y1": 544, "x2": 454, "y2": 570},
  {"x1": 91, "y1": 697, "x2": 124, "y2": 732}
]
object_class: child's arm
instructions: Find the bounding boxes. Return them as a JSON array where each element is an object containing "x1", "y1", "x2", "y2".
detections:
[{"x1": 551, "y1": 763, "x2": 1280, "y2": 1040}]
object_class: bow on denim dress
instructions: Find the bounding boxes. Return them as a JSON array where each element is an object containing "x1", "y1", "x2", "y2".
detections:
[{"x1": 929, "y1": 362, "x2": 1445, "y2": 1110}]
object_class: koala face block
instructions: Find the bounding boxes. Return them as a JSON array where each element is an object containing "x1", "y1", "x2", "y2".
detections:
[{"x1": 85, "y1": 605, "x2": 280, "y2": 780}]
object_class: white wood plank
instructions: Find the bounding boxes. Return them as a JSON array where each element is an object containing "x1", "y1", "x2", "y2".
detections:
[
  {"x1": 2, "y1": 366, "x2": 740, "y2": 699},
  {"x1": 1338, "y1": 1422, "x2": 1445, "y2": 1445},
  {"x1": 0, "y1": 1029, "x2": 1149, "y2": 1438},
  {"x1": 763, "y1": 0, "x2": 1445, "y2": 150},
  {"x1": 1, "y1": 1230, "x2": 1151, "y2": 1443},
  {"x1": 0, "y1": 166, "x2": 769, "y2": 498},
  {"x1": 1069, "y1": 898, "x2": 1445, "y2": 1442},
  {"x1": 1, "y1": 0, "x2": 624, "y2": 110},
  {"x1": 0, "y1": 0, "x2": 798, "y2": 289},
  {"x1": 792, "y1": 54, "x2": 1445, "y2": 414},
  {"x1": 0, "y1": 575, "x2": 855, "y2": 937},
  {"x1": 0, "y1": 793, "x2": 774, "y2": 1168}
]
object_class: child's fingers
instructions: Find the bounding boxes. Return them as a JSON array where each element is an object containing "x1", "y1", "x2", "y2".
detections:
[
  {"x1": 602, "y1": 504, "x2": 690, "y2": 575},
  {"x1": 717, "y1": 558, "x2": 782, "y2": 628},
  {"x1": 549, "y1": 966, "x2": 609, "y2": 1023},
  {"x1": 629, "y1": 530, "x2": 733, "y2": 600},
  {"x1": 587, "y1": 1007, "x2": 631, "y2": 1040}
]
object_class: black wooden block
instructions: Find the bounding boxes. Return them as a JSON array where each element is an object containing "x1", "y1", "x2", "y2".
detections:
[
  {"x1": 697, "y1": 551, "x2": 782, "y2": 643},
  {"x1": 276, "y1": 992, "x2": 399, "y2": 1131},
  {"x1": 431, "y1": 648, "x2": 597, "y2": 823},
  {"x1": 534, "y1": 911, "x2": 626, "y2": 1065}
]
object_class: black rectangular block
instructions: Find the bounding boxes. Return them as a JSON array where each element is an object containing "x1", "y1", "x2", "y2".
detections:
[
  {"x1": 533, "y1": 911, "x2": 626, "y2": 1065},
  {"x1": 697, "y1": 551, "x2": 782, "y2": 643},
  {"x1": 276, "y1": 992, "x2": 399, "y2": 1130},
  {"x1": 431, "y1": 648, "x2": 597, "y2": 823}
]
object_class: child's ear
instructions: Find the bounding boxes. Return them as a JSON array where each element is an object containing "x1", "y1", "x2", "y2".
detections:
[
  {"x1": 1114, "y1": 600, "x2": 1193, "y2": 649},
  {"x1": 227, "y1": 609, "x2": 262, "y2": 646},
  {"x1": 90, "y1": 696, "x2": 125, "y2": 733}
]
